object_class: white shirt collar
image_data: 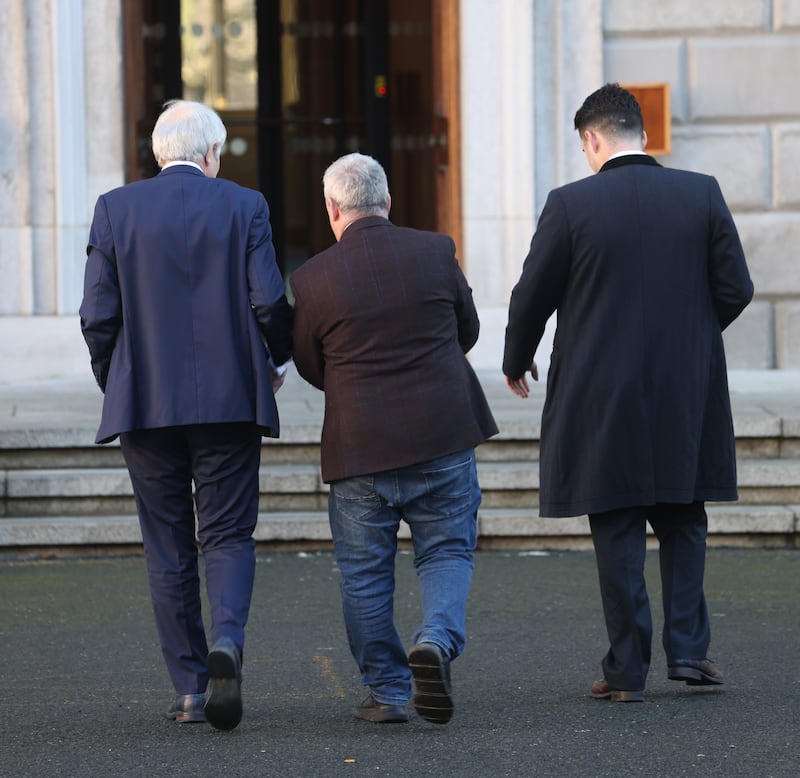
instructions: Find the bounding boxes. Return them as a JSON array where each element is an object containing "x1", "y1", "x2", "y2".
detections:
[
  {"x1": 162, "y1": 160, "x2": 204, "y2": 173},
  {"x1": 608, "y1": 150, "x2": 647, "y2": 161}
]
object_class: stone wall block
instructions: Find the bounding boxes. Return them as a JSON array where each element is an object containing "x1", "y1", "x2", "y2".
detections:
[
  {"x1": 735, "y1": 213, "x2": 800, "y2": 295},
  {"x1": 604, "y1": 39, "x2": 689, "y2": 122},
  {"x1": 665, "y1": 127, "x2": 770, "y2": 210},
  {"x1": 0, "y1": 315, "x2": 86, "y2": 380},
  {"x1": 775, "y1": 0, "x2": 800, "y2": 29},
  {"x1": 0, "y1": 229, "x2": 33, "y2": 315},
  {"x1": 775, "y1": 301, "x2": 800, "y2": 367},
  {"x1": 723, "y1": 301, "x2": 774, "y2": 369},
  {"x1": 774, "y1": 125, "x2": 800, "y2": 207},
  {"x1": 604, "y1": 1, "x2": 767, "y2": 33},
  {"x1": 691, "y1": 37, "x2": 800, "y2": 118}
]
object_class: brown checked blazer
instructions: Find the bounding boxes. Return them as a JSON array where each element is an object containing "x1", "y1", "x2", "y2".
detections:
[{"x1": 290, "y1": 216, "x2": 498, "y2": 483}]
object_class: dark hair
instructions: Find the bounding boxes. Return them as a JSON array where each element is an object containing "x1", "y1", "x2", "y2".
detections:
[{"x1": 573, "y1": 83, "x2": 644, "y2": 137}]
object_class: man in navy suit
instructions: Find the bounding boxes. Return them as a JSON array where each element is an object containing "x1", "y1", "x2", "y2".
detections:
[
  {"x1": 291, "y1": 153, "x2": 497, "y2": 724},
  {"x1": 80, "y1": 100, "x2": 292, "y2": 729},
  {"x1": 503, "y1": 84, "x2": 753, "y2": 702}
]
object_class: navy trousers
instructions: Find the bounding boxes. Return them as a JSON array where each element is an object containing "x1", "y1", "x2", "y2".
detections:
[
  {"x1": 588, "y1": 502, "x2": 711, "y2": 691},
  {"x1": 120, "y1": 423, "x2": 261, "y2": 695}
]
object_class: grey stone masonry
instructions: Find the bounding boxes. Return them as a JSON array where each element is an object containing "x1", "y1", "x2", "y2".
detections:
[{"x1": 776, "y1": 302, "x2": 800, "y2": 368}]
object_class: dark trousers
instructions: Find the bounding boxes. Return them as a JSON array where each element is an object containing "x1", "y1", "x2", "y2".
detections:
[
  {"x1": 120, "y1": 423, "x2": 261, "y2": 695},
  {"x1": 588, "y1": 502, "x2": 711, "y2": 691}
]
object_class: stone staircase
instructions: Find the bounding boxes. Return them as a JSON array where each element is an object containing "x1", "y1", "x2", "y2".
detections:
[{"x1": 0, "y1": 371, "x2": 799, "y2": 552}]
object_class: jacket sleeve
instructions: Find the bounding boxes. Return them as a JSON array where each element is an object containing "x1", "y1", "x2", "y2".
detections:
[
  {"x1": 707, "y1": 177, "x2": 754, "y2": 330},
  {"x1": 452, "y1": 241, "x2": 480, "y2": 354},
  {"x1": 247, "y1": 194, "x2": 294, "y2": 365},
  {"x1": 79, "y1": 196, "x2": 121, "y2": 392},
  {"x1": 503, "y1": 190, "x2": 571, "y2": 379},
  {"x1": 289, "y1": 274, "x2": 325, "y2": 390}
]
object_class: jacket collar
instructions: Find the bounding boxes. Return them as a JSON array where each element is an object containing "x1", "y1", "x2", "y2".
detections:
[
  {"x1": 339, "y1": 215, "x2": 392, "y2": 241},
  {"x1": 599, "y1": 154, "x2": 662, "y2": 173}
]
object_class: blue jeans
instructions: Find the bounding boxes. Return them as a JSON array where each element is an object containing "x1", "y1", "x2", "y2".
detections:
[{"x1": 328, "y1": 449, "x2": 481, "y2": 705}]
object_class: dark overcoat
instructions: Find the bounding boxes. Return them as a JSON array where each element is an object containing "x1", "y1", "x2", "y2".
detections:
[
  {"x1": 80, "y1": 164, "x2": 293, "y2": 443},
  {"x1": 290, "y1": 216, "x2": 498, "y2": 482},
  {"x1": 503, "y1": 155, "x2": 754, "y2": 517}
]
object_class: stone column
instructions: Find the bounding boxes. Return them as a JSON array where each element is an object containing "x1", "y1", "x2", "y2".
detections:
[
  {"x1": 0, "y1": 2, "x2": 34, "y2": 315},
  {"x1": 463, "y1": 0, "x2": 603, "y2": 370},
  {"x1": 53, "y1": 0, "x2": 89, "y2": 315}
]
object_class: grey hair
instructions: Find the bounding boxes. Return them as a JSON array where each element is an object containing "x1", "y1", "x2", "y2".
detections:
[
  {"x1": 322, "y1": 153, "x2": 389, "y2": 215},
  {"x1": 151, "y1": 100, "x2": 227, "y2": 167}
]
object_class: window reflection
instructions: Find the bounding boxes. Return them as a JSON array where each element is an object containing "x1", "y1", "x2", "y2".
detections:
[{"x1": 181, "y1": 0, "x2": 259, "y2": 189}]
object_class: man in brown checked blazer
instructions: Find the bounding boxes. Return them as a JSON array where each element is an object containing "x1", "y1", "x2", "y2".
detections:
[{"x1": 290, "y1": 153, "x2": 497, "y2": 725}]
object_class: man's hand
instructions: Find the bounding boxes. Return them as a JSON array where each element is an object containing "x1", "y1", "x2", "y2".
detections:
[
  {"x1": 271, "y1": 370, "x2": 286, "y2": 393},
  {"x1": 270, "y1": 360, "x2": 290, "y2": 394},
  {"x1": 504, "y1": 361, "x2": 539, "y2": 398}
]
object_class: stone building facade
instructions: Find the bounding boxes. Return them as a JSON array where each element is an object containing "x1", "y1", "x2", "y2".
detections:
[{"x1": 1, "y1": 0, "x2": 798, "y2": 380}]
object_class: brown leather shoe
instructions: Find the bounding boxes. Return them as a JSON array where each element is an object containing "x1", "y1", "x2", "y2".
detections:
[
  {"x1": 668, "y1": 658, "x2": 724, "y2": 686},
  {"x1": 353, "y1": 693, "x2": 409, "y2": 723},
  {"x1": 590, "y1": 678, "x2": 644, "y2": 702},
  {"x1": 164, "y1": 693, "x2": 206, "y2": 723}
]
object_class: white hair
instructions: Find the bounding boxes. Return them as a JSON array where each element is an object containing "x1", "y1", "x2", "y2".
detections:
[
  {"x1": 322, "y1": 153, "x2": 389, "y2": 216},
  {"x1": 151, "y1": 100, "x2": 227, "y2": 167}
]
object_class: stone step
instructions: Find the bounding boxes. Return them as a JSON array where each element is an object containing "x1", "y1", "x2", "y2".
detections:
[
  {"x1": 4, "y1": 459, "x2": 800, "y2": 518},
  {"x1": 3, "y1": 435, "x2": 798, "y2": 470},
  {"x1": 1, "y1": 504, "x2": 797, "y2": 550}
]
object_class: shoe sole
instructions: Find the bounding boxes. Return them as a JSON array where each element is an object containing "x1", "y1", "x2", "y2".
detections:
[
  {"x1": 174, "y1": 710, "x2": 206, "y2": 723},
  {"x1": 668, "y1": 666, "x2": 724, "y2": 686},
  {"x1": 353, "y1": 709, "x2": 409, "y2": 724},
  {"x1": 408, "y1": 645, "x2": 453, "y2": 724},
  {"x1": 590, "y1": 688, "x2": 644, "y2": 702},
  {"x1": 205, "y1": 649, "x2": 242, "y2": 731},
  {"x1": 164, "y1": 709, "x2": 206, "y2": 723}
]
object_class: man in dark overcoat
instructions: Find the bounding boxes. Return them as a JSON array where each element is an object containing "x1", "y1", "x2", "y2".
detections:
[
  {"x1": 503, "y1": 84, "x2": 753, "y2": 701},
  {"x1": 291, "y1": 153, "x2": 497, "y2": 724},
  {"x1": 80, "y1": 100, "x2": 293, "y2": 729}
]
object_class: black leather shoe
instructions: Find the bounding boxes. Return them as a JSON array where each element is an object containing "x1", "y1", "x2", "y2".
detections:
[
  {"x1": 164, "y1": 693, "x2": 207, "y2": 723},
  {"x1": 408, "y1": 642, "x2": 454, "y2": 724},
  {"x1": 205, "y1": 637, "x2": 243, "y2": 730},
  {"x1": 353, "y1": 693, "x2": 409, "y2": 723},
  {"x1": 590, "y1": 678, "x2": 644, "y2": 702},
  {"x1": 668, "y1": 658, "x2": 724, "y2": 686}
]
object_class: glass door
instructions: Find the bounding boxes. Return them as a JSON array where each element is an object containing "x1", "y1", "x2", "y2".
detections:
[
  {"x1": 263, "y1": 0, "x2": 365, "y2": 276},
  {"x1": 123, "y1": 0, "x2": 450, "y2": 274}
]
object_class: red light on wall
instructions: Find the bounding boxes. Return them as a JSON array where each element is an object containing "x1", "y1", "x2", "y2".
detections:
[{"x1": 374, "y1": 75, "x2": 387, "y2": 97}]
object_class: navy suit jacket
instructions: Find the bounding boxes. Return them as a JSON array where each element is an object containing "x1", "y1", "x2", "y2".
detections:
[
  {"x1": 290, "y1": 216, "x2": 498, "y2": 482},
  {"x1": 80, "y1": 164, "x2": 293, "y2": 443},
  {"x1": 503, "y1": 155, "x2": 754, "y2": 517}
]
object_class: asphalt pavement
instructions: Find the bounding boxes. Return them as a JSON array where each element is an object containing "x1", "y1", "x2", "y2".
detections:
[{"x1": 1, "y1": 547, "x2": 798, "y2": 777}]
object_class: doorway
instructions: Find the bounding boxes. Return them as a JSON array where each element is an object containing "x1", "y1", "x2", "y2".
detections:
[{"x1": 123, "y1": 0, "x2": 462, "y2": 275}]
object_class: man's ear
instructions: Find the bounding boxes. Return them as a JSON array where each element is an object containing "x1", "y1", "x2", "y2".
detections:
[
  {"x1": 641, "y1": 130, "x2": 648, "y2": 151},
  {"x1": 326, "y1": 198, "x2": 341, "y2": 222},
  {"x1": 585, "y1": 129, "x2": 601, "y2": 154}
]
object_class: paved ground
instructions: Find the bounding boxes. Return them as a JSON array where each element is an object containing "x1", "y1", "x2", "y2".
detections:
[{"x1": 1, "y1": 547, "x2": 798, "y2": 777}]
